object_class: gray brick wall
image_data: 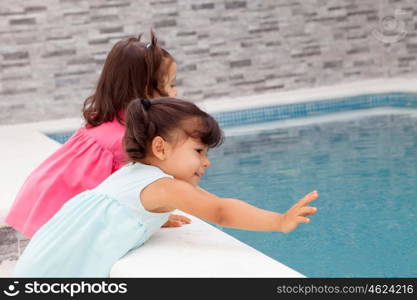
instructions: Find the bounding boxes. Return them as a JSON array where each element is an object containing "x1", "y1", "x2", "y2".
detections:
[{"x1": 1, "y1": 0, "x2": 417, "y2": 124}]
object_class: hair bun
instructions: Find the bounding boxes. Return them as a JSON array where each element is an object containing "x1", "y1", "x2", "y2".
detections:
[{"x1": 142, "y1": 99, "x2": 151, "y2": 111}]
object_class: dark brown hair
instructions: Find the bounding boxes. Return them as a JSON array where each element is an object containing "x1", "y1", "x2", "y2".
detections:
[
  {"x1": 124, "y1": 98, "x2": 224, "y2": 161},
  {"x1": 82, "y1": 31, "x2": 174, "y2": 127}
]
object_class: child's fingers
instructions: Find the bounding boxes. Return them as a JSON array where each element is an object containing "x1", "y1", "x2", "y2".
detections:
[
  {"x1": 171, "y1": 214, "x2": 192, "y2": 224},
  {"x1": 162, "y1": 220, "x2": 186, "y2": 227},
  {"x1": 296, "y1": 191, "x2": 319, "y2": 208},
  {"x1": 179, "y1": 216, "x2": 192, "y2": 224},
  {"x1": 297, "y1": 216, "x2": 310, "y2": 224},
  {"x1": 170, "y1": 221, "x2": 183, "y2": 227},
  {"x1": 298, "y1": 206, "x2": 317, "y2": 217},
  {"x1": 162, "y1": 214, "x2": 192, "y2": 227}
]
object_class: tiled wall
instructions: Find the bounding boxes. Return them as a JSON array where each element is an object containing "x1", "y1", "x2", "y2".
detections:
[{"x1": 1, "y1": 0, "x2": 417, "y2": 124}]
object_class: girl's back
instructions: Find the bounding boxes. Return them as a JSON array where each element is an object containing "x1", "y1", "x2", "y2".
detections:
[
  {"x1": 5, "y1": 118, "x2": 126, "y2": 238},
  {"x1": 85, "y1": 116, "x2": 126, "y2": 162},
  {"x1": 13, "y1": 162, "x2": 172, "y2": 277}
]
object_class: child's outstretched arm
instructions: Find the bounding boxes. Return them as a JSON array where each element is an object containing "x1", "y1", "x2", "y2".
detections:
[{"x1": 141, "y1": 178, "x2": 318, "y2": 233}]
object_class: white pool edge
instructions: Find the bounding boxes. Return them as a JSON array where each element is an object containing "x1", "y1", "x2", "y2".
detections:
[{"x1": 200, "y1": 77, "x2": 417, "y2": 113}]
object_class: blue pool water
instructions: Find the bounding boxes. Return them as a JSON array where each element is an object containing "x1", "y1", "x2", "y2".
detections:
[{"x1": 200, "y1": 112, "x2": 417, "y2": 277}]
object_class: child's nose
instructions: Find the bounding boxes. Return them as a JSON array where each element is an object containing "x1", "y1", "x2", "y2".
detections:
[{"x1": 203, "y1": 157, "x2": 211, "y2": 168}]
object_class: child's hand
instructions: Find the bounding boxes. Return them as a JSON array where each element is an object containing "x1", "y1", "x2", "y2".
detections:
[
  {"x1": 280, "y1": 191, "x2": 318, "y2": 233},
  {"x1": 161, "y1": 214, "x2": 192, "y2": 228}
]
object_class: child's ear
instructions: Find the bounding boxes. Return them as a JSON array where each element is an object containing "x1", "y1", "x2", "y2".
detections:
[{"x1": 151, "y1": 136, "x2": 168, "y2": 160}]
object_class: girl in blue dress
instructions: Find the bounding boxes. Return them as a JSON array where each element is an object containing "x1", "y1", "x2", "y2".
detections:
[{"x1": 14, "y1": 97, "x2": 318, "y2": 277}]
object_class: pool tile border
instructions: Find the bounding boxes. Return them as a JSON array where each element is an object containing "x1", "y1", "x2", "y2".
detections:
[
  {"x1": 47, "y1": 93, "x2": 417, "y2": 143},
  {"x1": 213, "y1": 92, "x2": 417, "y2": 128}
]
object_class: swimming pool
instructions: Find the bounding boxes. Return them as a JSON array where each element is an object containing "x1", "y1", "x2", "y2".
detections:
[
  {"x1": 201, "y1": 109, "x2": 417, "y2": 277},
  {"x1": 46, "y1": 93, "x2": 417, "y2": 277}
]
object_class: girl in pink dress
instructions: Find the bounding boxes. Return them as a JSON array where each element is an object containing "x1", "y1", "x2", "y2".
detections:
[{"x1": 5, "y1": 32, "x2": 190, "y2": 238}]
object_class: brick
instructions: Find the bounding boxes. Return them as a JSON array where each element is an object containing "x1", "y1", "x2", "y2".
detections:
[
  {"x1": 230, "y1": 59, "x2": 251, "y2": 68},
  {"x1": 191, "y1": 3, "x2": 215, "y2": 10},
  {"x1": 9, "y1": 18, "x2": 36, "y2": 25},
  {"x1": 225, "y1": 1, "x2": 246, "y2": 9},
  {"x1": 3, "y1": 51, "x2": 29, "y2": 60}
]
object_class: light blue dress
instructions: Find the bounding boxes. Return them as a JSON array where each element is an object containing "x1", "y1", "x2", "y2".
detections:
[{"x1": 14, "y1": 163, "x2": 173, "y2": 277}]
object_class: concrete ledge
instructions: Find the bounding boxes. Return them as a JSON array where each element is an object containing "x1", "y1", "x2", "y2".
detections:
[
  {"x1": 111, "y1": 212, "x2": 303, "y2": 277},
  {"x1": 0, "y1": 125, "x2": 62, "y2": 226}
]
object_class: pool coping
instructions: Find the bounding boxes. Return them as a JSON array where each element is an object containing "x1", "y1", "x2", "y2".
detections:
[
  {"x1": 200, "y1": 77, "x2": 417, "y2": 113},
  {"x1": 2, "y1": 77, "x2": 417, "y2": 277}
]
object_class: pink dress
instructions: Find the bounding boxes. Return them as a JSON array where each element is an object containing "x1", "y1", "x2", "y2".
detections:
[{"x1": 5, "y1": 118, "x2": 127, "y2": 238}]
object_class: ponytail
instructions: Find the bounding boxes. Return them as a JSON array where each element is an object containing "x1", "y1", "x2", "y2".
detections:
[{"x1": 124, "y1": 99, "x2": 154, "y2": 160}]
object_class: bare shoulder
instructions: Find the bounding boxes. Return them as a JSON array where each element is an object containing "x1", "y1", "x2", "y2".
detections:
[
  {"x1": 140, "y1": 177, "x2": 197, "y2": 212},
  {"x1": 142, "y1": 177, "x2": 194, "y2": 195}
]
